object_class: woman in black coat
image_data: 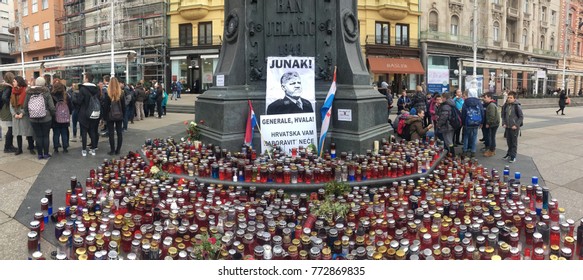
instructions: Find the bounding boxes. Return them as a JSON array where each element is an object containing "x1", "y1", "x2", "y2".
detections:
[{"x1": 556, "y1": 90, "x2": 567, "y2": 115}]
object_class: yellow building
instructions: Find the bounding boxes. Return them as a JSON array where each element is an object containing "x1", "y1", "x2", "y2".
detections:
[
  {"x1": 358, "y1": 0, "x2": 422, "y2": 92},
  {"x1": 168, "y1": 0, "x2": 224, "y2": 93},
  {"x1": 167, "y1": 0, "x2": 421, "y2": 93}
]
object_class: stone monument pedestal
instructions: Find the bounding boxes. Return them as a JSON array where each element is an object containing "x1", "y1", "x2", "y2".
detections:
[{"x1": 195, "y1": 0, "x2": 391, "y2": 154}]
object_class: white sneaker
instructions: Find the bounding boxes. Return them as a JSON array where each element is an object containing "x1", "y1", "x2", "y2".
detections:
[
  {"x1": 82, "y1": 150, "x2": 87, "y2": 157},
  {"x1": 89, "y1": 149, "x2": 96, "y2": 156}
]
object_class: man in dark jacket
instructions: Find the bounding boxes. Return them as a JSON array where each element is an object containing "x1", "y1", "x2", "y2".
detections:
[
  {"x1": 134, "y1": 83, "x2": 147, "y2": 120},
  {"x1": 501, "y1": 91, "x2": 523, "y2": 163},
  {"x1": 74, "y1": 73, "x2": 101, "y2": 157},
  {"x1": 482, "y1": 92, "x2": 500, "y2": 157},
  {"x1": 155, "y1": 83, "x2": 164, "y2": 118}
]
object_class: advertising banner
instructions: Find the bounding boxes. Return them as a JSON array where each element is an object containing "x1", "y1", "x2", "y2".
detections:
[{"x1": 261, "y1": 57, "x2": 318, "y2": 154}]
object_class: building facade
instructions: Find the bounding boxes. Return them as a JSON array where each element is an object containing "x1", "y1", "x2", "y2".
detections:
[
  {"x1": 358, "y1": 0, "x2": 423, "y2": 93},
  {"x1": 55, "y1": 0, "x2": 167, "y2": 84},
  {"x1": 167, "y1": 0, "x2": 223, "y2": 94},
  {"x1": 10, "y1": 0, "x2": 63, "y2": 80},
  {"x1": 0, "y1": 0, "x2": 16, "y2": 72},
  {"x1": 558, "y1": 0, "x2": 583, "y2": 95},
  {"x1": 420, "y1": 0, "x2": 562, "y2": 96}
]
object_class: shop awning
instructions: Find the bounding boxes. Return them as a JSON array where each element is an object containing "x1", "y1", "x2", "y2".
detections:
[{"x1": 367, "y1": 57, "x2": 425, "y2": 74}]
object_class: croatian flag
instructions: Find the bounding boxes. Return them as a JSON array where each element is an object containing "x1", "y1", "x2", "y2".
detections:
[
  {"x1": 318, "y1": 67, "x2": 337, "y2": 156},
  {"x1": 244, "y1": 100, "x2": 257, "y2": 147}
]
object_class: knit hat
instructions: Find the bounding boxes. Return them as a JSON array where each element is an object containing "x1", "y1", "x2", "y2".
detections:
[
  {"x1": 410, "y1": 108, "x2": 417, "y2": 115},
  {"x1": 381, "y1": 81, "x2": 389, "y2": 89},
  {"x1": 468, "y1": 88, "x2": 478, "y2": 98},
  {"x1": 35, "y1": 77, "x2": 46, "y2": 87}
]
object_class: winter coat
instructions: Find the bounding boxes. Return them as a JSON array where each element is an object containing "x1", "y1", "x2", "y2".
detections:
[
  {"x1": 502, "y1": 101, "x2": 524, "y2": 129},
  {"x1": 405, "y1": 116, "x2": 429, "y2": 141},
  {"x1": 559, "y1": 92, "x2": 567, "y2": 107},
  {"x1": 461, "y1": 97, "x2": 484, "y2": 128},
  {"x1": 409, "y1": 91, "x2": 427, "y2": 114},
  {"x1": 485, "y1": 100, "x2": 500, "y2": 127},
  {"x1": 10, "y1": 86, "x2": 34, "y2": 137},
  {"x1": 101, "y1": 92, "x2": 126, "y2": 122},
  {"x1": 75, "y1": 83, "x2": 100, "y2": 127},
  {"x1": 51, "y1": 91, "x2": 73, "y2": 128},
  {"x1": 0, "y1": 83, "x2": 12, "y2": 122},
  {"x1": 436, "y1": 99, "x2": 456, "y2": 133},
  {"x1": 24, "y1": 86, "x2": 55, "y2": 124},
  {"x1": 162, "y1": 91, "x2": 168, "y2": 107},
  {"x1": 135, "y1": 86, "x2": 147, "y2": 102},
  {"x1": 155, "y1": 87, "x2": 164, "y2": 102}
]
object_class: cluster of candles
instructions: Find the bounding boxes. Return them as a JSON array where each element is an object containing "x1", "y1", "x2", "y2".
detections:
[
  {"x1": 25, "y1": 138, "x2": 583, "y2": 260},
  {"x1": 142, "y1": 137, "x2": 442, "y2": 184}
]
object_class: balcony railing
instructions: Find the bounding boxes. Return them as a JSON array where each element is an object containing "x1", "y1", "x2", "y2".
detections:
[
  {"x1": 364, "y1": 36, "x2": 419, "y2": 48},
  {"x1": 507, "y1": 42, "x2": 520, "y2": 49},
  {"x1": 420, "y1": 31, "x2": 487, "y2": 46},
  {"x1": 507, "y1": 7, "x2": 518, "y2": 19},
  {"x1": 492, "y1": 3, "x2": 503, "y2": 12},
  {"x1": 533, "y1": 48, "x2": 561, "y2": 58},
  {"x1": 169, "y1": 36, "x2": 223, "y2": 48}
]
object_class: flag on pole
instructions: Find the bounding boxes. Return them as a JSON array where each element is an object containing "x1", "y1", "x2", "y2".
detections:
[
  {"x1": 244, "y1": 100, "x2": 257, "y2": 147},
  {"x1": 318, "y1": 67, "x2": 337, "y2": 157}
]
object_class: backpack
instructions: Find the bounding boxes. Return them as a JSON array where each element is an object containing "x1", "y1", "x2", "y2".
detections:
[
  {"x1": 88, "y1": 94, "x2": 101, "y2": 119},
  {"x1": 401, "y1": 122, "x2": 412, "y2": 141},
  {"x1": 109, "y1": 99, "x2": 123, "y2": 121},
  {"x1": 124, "y1": 89, "x2": 133, "y2": 107},
  {"x1": 28, "y1": 94, "x2": 47, "y2": 119},
  {"x1": 396, "y1": 116, "x2": 409, "y2": 139},
  {"x1": 55, "y1": 100, "x2": 70, "y2": 123},
  {"x1": 465, "y1": 104, "x2": 483, "y2": 127},
  {"x1": 449, "y1": 106, "x2": 462, "y2": 130}
]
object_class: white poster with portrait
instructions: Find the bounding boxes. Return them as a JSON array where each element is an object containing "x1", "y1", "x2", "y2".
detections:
[{"x1": 261, "y1": 56, "x2": 318, "y2": 155}]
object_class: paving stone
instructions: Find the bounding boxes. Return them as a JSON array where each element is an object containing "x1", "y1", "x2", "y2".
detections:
[
  {"x1": 0, "y1": 159, "x2": 45, "y2": 180},
  {"x1": 0, "y1": 180, "x2": 33, "y2": 218}
]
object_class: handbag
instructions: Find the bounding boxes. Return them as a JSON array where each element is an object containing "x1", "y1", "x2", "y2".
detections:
[{"x1": 566, "y1": 97, "x2": 571, "y2": 105}]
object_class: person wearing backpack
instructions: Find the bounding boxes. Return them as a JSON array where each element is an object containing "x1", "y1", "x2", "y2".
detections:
[
  {"x1": 24, "y1": 77, "x2": 55, "y2": 159},
  {"x1": 501, "y1": 91, "x2": 523, "y2": 163},
  {"x1": 460, "y1": 89, "x2": 484, "y2": 158},
  {"x1": 51, "y1": 82, "x2": 72, "y2": 153},
  {"x1": 435, "y1": 92, "x2": 456, "y2": 156},
  {"x1": 10, "y1": 76, "x2": 35, "y2": 155},
  {"x1": 75, "y1": 73, "x2": 101, "y2": 157},
  {"x1": 406, "y1": 109, "x2": 433, "y2": 141},
  {"x1": 121, "y1": 81, "x2": 135, "y2": 132},
  {"x1": 1, "y1": 72, "x2": 17, "y2": 153},
  {"x1": 102, "y1": 77, "x2": 126, "y2": 155},
  {"x1": 482, "y1": 92, "x2": 500, "y2": 157}
]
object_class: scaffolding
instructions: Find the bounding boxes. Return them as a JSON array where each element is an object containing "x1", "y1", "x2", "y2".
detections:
[{"x1": 55, "y1": 0, "x2": 167, "y2": 84}]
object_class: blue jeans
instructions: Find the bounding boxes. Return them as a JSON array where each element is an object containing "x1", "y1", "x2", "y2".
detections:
[
  {"x1": 123, "y1": 105, "x2": 134, "y2": 131},
  {"x1": 463, "y1": 126, "x2": 479, "y2": 153},
  {"x1": 486, "y1": 126, "x2": 498, "y2": 151},
  {"x1": 52, "y1": 126, "x2": 70, "y2": 150},
  {"x1": 171, "y1": 90, "x2": 178, "y2": 100},
  {"x1": 71, "y1": 109, "x2": 79, "y2": 137}
]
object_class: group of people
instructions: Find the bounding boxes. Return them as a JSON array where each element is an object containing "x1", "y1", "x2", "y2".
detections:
[
  {"x1": 1, "y1": 72, "x2": 170, "y2": 159},
  {"x1": 384, "y1": 84, "x2": 524, "y2": 163}
]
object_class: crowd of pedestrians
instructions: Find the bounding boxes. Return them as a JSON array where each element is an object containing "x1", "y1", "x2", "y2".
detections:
[
  {"x1": 1, "y1": 72, "x2": 175, "y2": 159},
  {"x1": 381, "y1": 80, "x2": 524, "y2": 163}
]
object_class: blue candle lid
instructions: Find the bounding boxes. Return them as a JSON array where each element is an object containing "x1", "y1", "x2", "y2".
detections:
[
  {"x1": 514, "y1": 172, "x2": 521, "y2": 179},
  {"x1": 503, "y1": 169, "x2": 510, "y2": 176},
  {"x1": 532, "y1": 176, "x2": 538, "y2": 185}
]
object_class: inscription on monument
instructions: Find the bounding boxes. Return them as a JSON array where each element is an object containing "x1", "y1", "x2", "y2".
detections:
[{"x1": 265, "y1": 0, "x2": 316, "y2": 57}]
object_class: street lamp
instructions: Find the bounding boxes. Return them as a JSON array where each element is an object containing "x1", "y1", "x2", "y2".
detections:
[
  {"x1": 454, "y1": 69, "x2": 466, "y2": 90},
  {"x1": 499, "y1": 72, "x2": 509, "y2": 91},
  {"x1": 531, "y1": 74, "x2": 537, "y2": 96}
]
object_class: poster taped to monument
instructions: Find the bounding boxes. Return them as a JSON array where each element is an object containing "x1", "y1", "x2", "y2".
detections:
[{"x1": 262, "y1": 56, "x2": 318, "y2": 155}]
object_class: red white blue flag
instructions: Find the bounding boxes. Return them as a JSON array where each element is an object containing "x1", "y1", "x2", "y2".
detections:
[
  {"x1": 318, "y1": 67, "x2": 337, "y2": 156},
  {"x1": 244, "y1": 100, "x2": 257, "y2": 147}
]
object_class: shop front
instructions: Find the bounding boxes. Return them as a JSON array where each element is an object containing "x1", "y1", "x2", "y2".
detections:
[
  {"x1": 367, "y1": 57, "x2": 425, "y2": 93},
  {"x1": 170, "y1": 49, "x2": 219, "y2": 94}
]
